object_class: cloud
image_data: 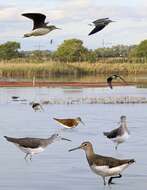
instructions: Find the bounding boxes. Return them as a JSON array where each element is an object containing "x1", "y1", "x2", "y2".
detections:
[
  {"x1": 0, "y1": 6, "x2": 22, "y2": 21},
  {"x1": 0, "y1": 0, "x2": 147, "y2": 50}
]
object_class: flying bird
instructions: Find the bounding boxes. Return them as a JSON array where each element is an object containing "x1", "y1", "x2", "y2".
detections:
[
  {"x1": 107, "y1": 74, "x2": 127, "y2": 89},
  {"x1": 89, "y1": 18, "x2": 114, "y2": 35},
  {"x1": 22, "y1": 13, "x2": 61, "y2": 37},
  {"x1": 4, "y1": 134, "x2": 71, "y2": 161},
  {"x1": 69, "y1": 142, "x2": 135, "y2": 185},
  {"x1": 53, "y1": 117, "x2": 85, "y2": 129},
  {"x1": 103, "y1": 116, "x2": 130, "y2": 150}
]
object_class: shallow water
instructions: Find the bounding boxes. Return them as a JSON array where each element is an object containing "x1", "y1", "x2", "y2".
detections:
[{"x1": 0, "y1": 86, "x2": 147, "y2": 190}]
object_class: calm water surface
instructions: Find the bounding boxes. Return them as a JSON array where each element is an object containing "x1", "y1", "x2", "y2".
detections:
[{"x1": 0, "y1": 86, "x2": 147, "y2": 190}]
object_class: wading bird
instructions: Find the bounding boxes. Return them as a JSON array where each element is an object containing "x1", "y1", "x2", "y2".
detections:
[
  {"x1": 53, "y1": 117, "x2": 85, "y2": 129},
  {"x1": 11, "y1": 96, "x2": 19, "y2": 100},
  {"x1": 22, "y1": 13, "x2": 61, "y2": 37},
  {"x1": 4, "y1": 134, "x2": 71, "y2": 161},
  {"x1": 69, "y1": 142, "x2": 135, "y2": 185},
  {"x1": 103, "y1": 116, "x2": 130, "y2": 150},
  {"x1": 30, "y1": 102, "x2": 44, "y2": 112},
  {"x1": 107, "y1": 74, "x2": 127, "y2": 89},
  {"x1": 89, "y1": 18, "x2": 114, "y2": 35}
]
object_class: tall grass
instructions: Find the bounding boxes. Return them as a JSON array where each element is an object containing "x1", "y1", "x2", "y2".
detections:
[{"x1": 0, "y1": 60, "x2": 147, "y2": 79}]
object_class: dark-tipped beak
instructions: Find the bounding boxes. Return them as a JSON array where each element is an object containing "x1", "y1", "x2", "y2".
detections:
[
  {"x1": 80, "y1": 120, "x2": 85, "y2": 126},
  {"x1": 69, "y1": 146, "x2": 81, "y2": 152},
  {"x1": 56, "y1": 27, "x2": 62, "y2": 30},
  {"x1": 61, "y1": 137, "x2": 71, "y2": 142}
]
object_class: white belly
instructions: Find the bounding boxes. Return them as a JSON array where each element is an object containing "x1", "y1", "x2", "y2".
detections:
[
  {"x1": 55, "y1": 121, "x2": 75, "y2": 129},
  {"x1": 15, "y1": 144, "x2": 44, "y2": 155},
  {"x1": 33, "y1": 106, "x2": 41, "y2": 111},
  {"x1": 91, "y1": 164, "x2": 129, "y2": 177},
  {"x1": 29, "y1": 28, "x2": 49, "y2": 36},
  {"x1": 112, "y1": 132, "x2": 129, "y2": 144}
]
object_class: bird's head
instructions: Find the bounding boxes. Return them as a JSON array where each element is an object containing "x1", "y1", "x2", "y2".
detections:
[
  {"x1": 69, "y1": 141, "x2": 93, "y2": 152},
  {"x1": 50, "y1": 133, "x2": 71, "y2": 142},
  {"x1": 105, "y1": 19, "x2": 115, "y2": 25},
  {"x1": 47, "y1": 25, "x2": 61, "y2": 31},
  {"x1": 76, "y1": 117, "x2": 85, "y2": 125},
  {"x1": 120, "y1": 115, "x2": 127, "y2": 122}
]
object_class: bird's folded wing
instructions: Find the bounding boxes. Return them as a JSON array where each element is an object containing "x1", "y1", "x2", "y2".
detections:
[
  {"x1": 92, "y1": 154, "x2": 131, "y2": 168},
  {"x1": 4, "y1": 136, "x2": 41, "y2": 148},
  {"x1": 104, "y1": 127, "x2": 122, "y2": 138},
  {"x1": 53, "y1": 118, "x2": 75, "y2": 127}
]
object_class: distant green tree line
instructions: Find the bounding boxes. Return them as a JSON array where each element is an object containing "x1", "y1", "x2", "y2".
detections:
[{"x1": 1, "y1": 39, "x2": 147, "y2": 62}]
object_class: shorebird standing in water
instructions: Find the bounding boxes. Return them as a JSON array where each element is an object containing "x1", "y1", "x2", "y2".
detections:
[
  {"x1": 107, "y1": 74, "x2": 127, "y2": 89},
  {"x1": 89, "y1": 18, "x2": 114, "y2": 35},
  {"x1": 22, "y1": 13, "x2": 61, "y2": 37},
  {"x1": 103, "y1": 116, "x2": 130, "y2": 150},
  {"x1": 4, "y1": 134, "x2": 71, "y2": 161},
  {"x1": 11, "y1": 96, "x2": 19, "y2": 100},
  {"x1": 30, "y1": 102, "x2": 44, "y2": 112},
  {"x1": 53, "y1": 117, "x2": 85, "y2": 129},
  {"x1": 69, "y1": 142, "x2": 135, "y2": 185}
]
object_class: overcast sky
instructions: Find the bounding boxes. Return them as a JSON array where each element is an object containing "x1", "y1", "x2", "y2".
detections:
[{"x1": 0, "y1": 0, "x2": 147, "y2": 50}]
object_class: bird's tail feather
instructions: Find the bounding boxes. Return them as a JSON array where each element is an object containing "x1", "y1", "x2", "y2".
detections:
[
  {"x1": 128, "y1": 159, "x2": 135, "y2": 164},
  {"x1": 4, "y1": 136, "x2": 15, "y2": 143},
  {"x1": 103, "y1": 132, "x2": 109, "y2": 137}
]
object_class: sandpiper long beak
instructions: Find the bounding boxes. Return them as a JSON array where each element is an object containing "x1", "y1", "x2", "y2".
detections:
[
  {"x1": 61, "y1": 137, "x2": 71, "y2": 142},
  {"x1": 80, "y1": 120, "x2": 85, "y2": 126},
  {"x1": 56, "y1": 27, "x2": 62, "y2": 30},
  {"x1": 69, "y1": 146, "x2": 81, "y2": 152}
]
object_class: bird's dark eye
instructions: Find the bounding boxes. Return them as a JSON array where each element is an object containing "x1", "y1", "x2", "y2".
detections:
[{"x1": 84, "y1": 144, "x2": 87, "y2": 146}]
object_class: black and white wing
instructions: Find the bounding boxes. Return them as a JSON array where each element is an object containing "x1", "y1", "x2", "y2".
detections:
[
  {"x1": 22, "y1": 13, "x2": 47, "y2": 30},
  {"x1": 88, "y1": 25, "x2": 106, "y2": 35}
]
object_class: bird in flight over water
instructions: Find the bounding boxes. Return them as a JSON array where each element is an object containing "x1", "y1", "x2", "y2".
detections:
[{"x1": 107, "y1": 74, "x2": 127, "y2": 89}]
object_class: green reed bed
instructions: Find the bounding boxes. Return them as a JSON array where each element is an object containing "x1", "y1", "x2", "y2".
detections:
[{"x1": 0, "y1": 61, "x2": 147, "y2": 79}]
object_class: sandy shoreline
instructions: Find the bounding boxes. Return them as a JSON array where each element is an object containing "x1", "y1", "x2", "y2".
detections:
[{"x1": 0, "y1": 81, "x2": 134, "y2": 87}]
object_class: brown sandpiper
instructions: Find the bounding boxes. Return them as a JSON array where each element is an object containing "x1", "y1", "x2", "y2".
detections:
[
  {"x1": 4, "y1": 134, "x2": 71, "y2": 161},
  {"x1": 103, "y1": 115, "x2": 130, "y2": 150},
  {"x1": 53, "y1": 117, "x2": 85, "y2": 129},
  {"x1": 69, "y1": 141, "x2": 135, "y2": 185}
]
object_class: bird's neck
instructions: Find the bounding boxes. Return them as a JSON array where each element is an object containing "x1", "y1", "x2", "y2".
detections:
[
  {"x1": 84, "y1": 147, "x2": 95, "y2": 159},
  {"x1": 121, "y1": 122, "x2": 129, "y2": 133},
  {"x1": 47, "y1": 137, "x2": 55, "y2": 144}
]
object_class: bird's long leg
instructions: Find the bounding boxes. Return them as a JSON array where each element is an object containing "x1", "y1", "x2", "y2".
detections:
[
  {"x1": 108, "y1": 174, "x2": 122, "y2": 185},
  {"x1": 102, "y1": 177, "x2": 106, "y2": 185},
  {"x1": 29, "y1": 154, "x2": 33, "y2": 161},
  {"x1": 115, "y1": 143, "x2": 119, "y2": 150},
  {"x1": 40, "y1": 105, "x2": 44, "y2": 112},
  {"x1": 24, "y1": 153, "x2": 29, "y2": 161}
]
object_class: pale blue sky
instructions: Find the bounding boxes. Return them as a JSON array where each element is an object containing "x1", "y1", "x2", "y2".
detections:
[{"x1": 0, "y1": 0, "x2": 147, "y2": 50}]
